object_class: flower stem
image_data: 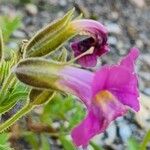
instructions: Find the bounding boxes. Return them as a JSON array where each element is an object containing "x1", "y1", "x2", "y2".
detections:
[{"x1": 0, "y1": 103, "x2": 34, "y2": 132}]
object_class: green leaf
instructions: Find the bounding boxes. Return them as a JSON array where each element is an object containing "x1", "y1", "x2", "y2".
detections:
[
  {"x1": 25, "y1": 8, "x2": 76, "y2": 57},
  {"x1": 41, "y1": 134, "x2": 50, "y2": 150},
  {"x1": 68, "y1": 106, "x2": 84, "y2": 130},
  {"x1": 4, "y1": 91, "x2": 27, "y2": 104},
  {"x1": 0, "y1": 103, "x2": 33, "y2": 132},
  {"x1": 40, "y1": 94, "x2": 66, "y2": 124},
  {"x1": 0, "y1": 133, "x2": 9, "y2": 145},
  {"x1": 0, "y1": 133, "x2": 12, "y2": 150},
  {"x1": 0, "y1": 101, "x2": 18, "y2": 114},
  {"x1": 59, "y1": 136, "x2": 76, "y2": 150},
  {"x1": 90, "y1": 141, "x2": 103, "y2": 150},
  {"x1": 0, "y1": 91, "x2": 27, "y2": 114},
  {"x1": 40, "y1": 93, "x2": 84, "y2": 132},
  {"x1": 24, "y1": 132, "x2": 39, "y2": 150},
  {"x1": 0, "y1": 15, "x2": 21, "y2": 42},
  {"x1": 140, "y1": 130, "x2": 150, "y2": 150},
  {"x1": 0, "y1": 144, "x2": 13, "y2": 150},
  {"x1": 0, "y1": 61, "x2": 11, "y2": 84},
  {"x1": 127, "y1": 137, "x2": 140, "y2": 150}
]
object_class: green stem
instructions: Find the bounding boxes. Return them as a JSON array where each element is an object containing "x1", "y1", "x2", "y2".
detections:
[
  {"x1": 0, "y1": 104, "x2": 34, "y2": 132},
  {"x1": 140, "y1": 130, "x2": 150, "y2": 150}
]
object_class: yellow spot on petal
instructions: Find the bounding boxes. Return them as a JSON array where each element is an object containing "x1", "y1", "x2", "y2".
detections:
[{"x1": 94, "y1": 90, "x2": 115, "y2": 106}]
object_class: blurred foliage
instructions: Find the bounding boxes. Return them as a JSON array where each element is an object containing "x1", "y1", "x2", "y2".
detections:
[
  {"x1": 24, "y1": 132, "x2": 40, "y2": 150},
  {"x1": 0, "y1": 15, "x2": 21, "y2": 42},
  {"x1": 0, "y1": 59, "x2": 28, "y2": 114},
  {"x1": 127, "y1": 137, "x2": 140, "y2": 150},
  {"x1": 140, "y1": 130, "x2": 150, "y2": 150},
  {"x1": 59, "y1": 136, "x2": 76, "y2": 150},
  {"x1": 90, "y1": 141, "x2": 103, "y2": 150},
  {"x1": 17, "y1": 94, "x2": 85, "y2": 150},
  {"x1": 40, "y1": 94, "x2": 84, "y2": 129},
  {"x1": 0, "y1": 133, "x2": 13, "y2": 150}
]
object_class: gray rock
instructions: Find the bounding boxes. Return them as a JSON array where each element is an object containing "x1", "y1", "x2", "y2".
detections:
[
  {"x1": 105, "y1": 123, "x2": 117, "y2": 145},
  {"x1": 59, "y1": 0, "x2": 67, "y2": 6},
  {"x1": 144, "y1": 88, "x2": 150, "y2": 96},
  {"x1": 141, "y1": 54, "x2": 150, "y2": 66},
  {"x1": 136, "y1": 39, "x2": 144, "y2": 49},
  {"x1": 106, "y1": 22, "x2": 122, "y2": 34},
  {"x1": 140, "y1": 72, "x2": 150, "y2": 81},
  {"x1": 117, "y1": 118, "x2": 132, "y2": 142},
  {"x1": 13, "y1": 30, "x2": 26, "y2": 39},
  {"x1": 108, "y1": 36, "x2": 117, "y2": 45},
  {"x1": 7, "y1": 42, "x2": 18, "y2": 49},
  {"x1": 25, "y1": 4, "x2": 38, "y2": 16}
]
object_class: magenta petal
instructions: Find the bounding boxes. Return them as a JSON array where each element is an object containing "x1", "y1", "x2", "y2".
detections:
[
  {"x1": 120, "y1": 47, "x2": 140, "y2": 71},
  {"x1": 111, "y1": 89, "x2": 139, "y2": 111},
  {"x1": 92, "y1": 66, "x2": 109, "y2": 96},
  {"x1": 71, "y1": 109, "x2": 101, "y2": 147},
  {"x1": 71, "y1": 96, "x2": 127, "y2": 147},
  {"x1": 92, "y1": 65, "x2": 131, "y2": 96},
  {"x1": 72, "y1": 19, "x2": 108, "y2": 34},
  {"x1": 59, "y1": 66, "x2": 94, "y2": 106},
  {"x1": 78, "y1": 54, "x2": 97, "y2": 68},
  {"x1": 93, "y1": 66, "x2": 139, "y2": 111},
  {"x1": 71, "y1": 37, "x2": 99, "y2": 67},
  {"x1": 71, "y1": 40, "x2": 81, "y2": 56},
  {"x1": 71, "y1": 37, "x2": 109, "y2": 67},
  {"x1": 92, "y1": 49, "x2": 139, "y2": 111},
  {"x1": 96, "y1": 44, "x2": 110, "y2": 56},
  {"x1": 71, "y1": 38, "x2": 98, "y2": 67}
]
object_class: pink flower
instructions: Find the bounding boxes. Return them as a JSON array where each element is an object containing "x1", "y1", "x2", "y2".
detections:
[
  {"x1": 59, "y1": 48, "x2": 140, "y2": 147},
  {"x1": 71, "y1": 19, "x2": 109, "y2": 67},
  {"x1": 14, "y1": 47, "x2": 140, "y2": 148}
]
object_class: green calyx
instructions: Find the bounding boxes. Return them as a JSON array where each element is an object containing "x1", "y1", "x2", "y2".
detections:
[
  {"x1": 14, "y1": 58, "x2": 65, "y2": 90},
  {"x1": 24, "y1": 8, "x2": 77, "y2": 57}
]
